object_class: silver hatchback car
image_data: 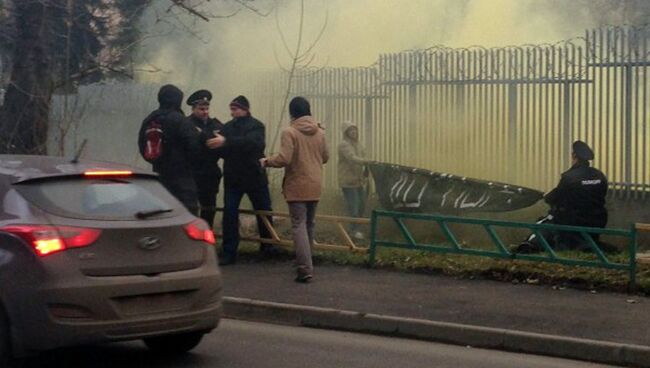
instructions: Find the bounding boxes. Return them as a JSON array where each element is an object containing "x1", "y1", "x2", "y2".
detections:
[{"x1": 0, "y1": 155, "x2": 221, "y2": 363}]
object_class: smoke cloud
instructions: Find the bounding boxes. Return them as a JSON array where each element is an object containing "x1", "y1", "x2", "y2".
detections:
[{"x1": 135, "y1": 0, "x2": 648, "y2": 117}]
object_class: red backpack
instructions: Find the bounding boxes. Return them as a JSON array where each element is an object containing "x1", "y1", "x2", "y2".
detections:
[{"x1": 143, "y1": 118, "x2": 165, "y2": 163}]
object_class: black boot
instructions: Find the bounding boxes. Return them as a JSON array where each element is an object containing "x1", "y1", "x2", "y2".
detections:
[
  {"x1": 259, "y1": 244, "x2": 288, "y2": 258},
  {"x1": 515, "y1": 241, "x2": 543, "y2": 254},
  {"x1": 219, "y1": 255, "x2": 237, "y2": 266}
]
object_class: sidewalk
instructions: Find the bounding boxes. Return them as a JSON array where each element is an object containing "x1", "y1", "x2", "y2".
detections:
[{"x1": 221, "y1": 260, "x2": 649, "y2": 347}]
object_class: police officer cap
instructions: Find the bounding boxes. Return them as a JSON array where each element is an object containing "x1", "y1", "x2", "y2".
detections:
[
  {"x1": 187, "y1": 90, "x2": 212, "y2": 106},
  {"x1": 572, "y1": 140, "x2": 594, "y2": 161}
]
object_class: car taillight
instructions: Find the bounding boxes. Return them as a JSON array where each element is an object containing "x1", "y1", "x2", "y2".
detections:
[
  {"x1": 84, "y1": 170, "x2": 133, "y2": 177},
  {"x1": 0, "y1": 225, "x2": 102, "y2": 257},
  {"x1": 184, "y1": 219, "x2": 216, "y2": 245}
]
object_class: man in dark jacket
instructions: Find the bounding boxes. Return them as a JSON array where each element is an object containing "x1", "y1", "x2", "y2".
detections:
[
  {"x1": 138, "y1": 84, "x2": 200, "y2": 214},
  {"x1": 517, "y1": 141, "x2": 609, "y2": 253},
  {"x1": 207, "y1": 96, "x2": 280, "y2": 265},
  {"x1": 187, "y1": 89, "x2": 224, "y2": 228}
]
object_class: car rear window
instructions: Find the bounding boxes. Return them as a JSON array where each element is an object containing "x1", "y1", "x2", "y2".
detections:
[{"x1": 16, "y1": 177, "x2": 181, "y2": 220}]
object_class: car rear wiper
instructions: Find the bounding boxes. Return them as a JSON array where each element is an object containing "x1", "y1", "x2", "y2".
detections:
[
  {"x1": 135, "y1": 208, "x2": 173, "y2": 219},
  {"x1": 102, "y1": 178, "x2": 131, "y2": 184}
]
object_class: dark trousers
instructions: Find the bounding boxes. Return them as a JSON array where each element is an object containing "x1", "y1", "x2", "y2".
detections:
[
  {"x1": 221, "y1": 184, "x2": 274, "y2": 260},
  {"x1": 524, "y1": 215, "x2": 601, "y2": 252},
  {"x1": 195, "y1": 173, "x2": 221, "y2": 228},
  {"x1": 289, "y1": 201, "x2": 318, "y2": 276},
  {"x1": 160, "y1": 174, "x2": 198, "y2": 216}
]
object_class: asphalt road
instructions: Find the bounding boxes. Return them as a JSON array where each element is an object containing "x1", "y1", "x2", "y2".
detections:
[
  {"x1": 23, "y1": 320, "x2": 616, "y2": 368},
  {"x1": 222, "y1": 262, "x2": 649, "y2": 345}
]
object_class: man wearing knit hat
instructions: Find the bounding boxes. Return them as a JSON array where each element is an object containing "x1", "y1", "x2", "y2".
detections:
[
  {"x1": 207, "y1": 95, "x2": 282, "y2": 265},
  {"x1": 517, "y1": 140, "x2": 610, "y2": 253}
]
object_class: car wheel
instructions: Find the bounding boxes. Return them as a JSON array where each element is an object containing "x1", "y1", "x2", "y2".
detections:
[{"x1": 143, "y1": 332, "x2": 204, "y2": 354}]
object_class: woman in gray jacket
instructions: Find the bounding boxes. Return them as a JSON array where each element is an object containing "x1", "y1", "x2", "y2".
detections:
[{"x1": 338, "y1": 121, "x2": 368, "y2": 239}]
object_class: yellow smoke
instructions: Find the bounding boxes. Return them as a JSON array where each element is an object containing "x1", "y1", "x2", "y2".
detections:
[{"x1": 136, "y1": 0, "x2": 638, "y2": 193}]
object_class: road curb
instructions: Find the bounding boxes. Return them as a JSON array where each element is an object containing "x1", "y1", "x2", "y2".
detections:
[{"x1": 223, "y1": 296, "x2": 650, "y2": 367}]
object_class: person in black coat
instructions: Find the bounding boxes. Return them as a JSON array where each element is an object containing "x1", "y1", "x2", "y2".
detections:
[
  {"x1": 517, "y1": 141, "x2": 610, "y2": 253},
  {"x1": 187, "y1": 90, "x2": 224, "y2": 228},
  {"x1": 207, "y1": 95, "x2": 283, "y2": 265},
  {"x1": 139, "y1": 84, "x2": 200, "y2": 214}
]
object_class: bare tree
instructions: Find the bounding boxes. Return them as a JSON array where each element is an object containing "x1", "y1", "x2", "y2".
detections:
[
  {"x1": 0, "y1": 0, "x2": 267, "y2": 155},
  {"x1": 269, "y1": 0, "x2": 328, "y2": 153}
]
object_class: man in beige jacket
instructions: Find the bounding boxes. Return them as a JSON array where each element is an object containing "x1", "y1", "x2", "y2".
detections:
[{"x1": 261, "y1": 97, "x2": 329, "y2": 283}]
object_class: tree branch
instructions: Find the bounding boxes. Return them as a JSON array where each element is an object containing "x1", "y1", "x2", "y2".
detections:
[
  {"x1": 169, "y1": 0, "x2": 211, "y2": 22},
  {"x1": 233, "y1": 0, "x2": 272, "y2": 17}
]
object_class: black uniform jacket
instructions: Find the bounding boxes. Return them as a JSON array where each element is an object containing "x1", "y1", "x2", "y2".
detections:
[
  {"x1": 190, "y1": 115, "x2": 224, "y2": 177},
  {"x1": 544, "y1": 162, "x2": 608, "y2": 228}
]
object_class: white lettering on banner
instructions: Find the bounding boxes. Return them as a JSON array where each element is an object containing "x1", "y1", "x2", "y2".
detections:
[
  {"x1": 391, "y1": 174, "x2": 428, "y2": 209},
  {"x1": 440, "y1": 188, "x2": 453, "y2": 207}
]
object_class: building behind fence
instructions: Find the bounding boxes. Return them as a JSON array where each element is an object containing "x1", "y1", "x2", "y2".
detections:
[{"x1": 245, "y1": 25, "x2": 650, "y2": 200}]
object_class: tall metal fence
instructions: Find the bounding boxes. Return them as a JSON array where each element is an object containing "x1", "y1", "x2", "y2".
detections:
[{"x1": 247, "y1": 25, "x2": 650, "y2": 198}]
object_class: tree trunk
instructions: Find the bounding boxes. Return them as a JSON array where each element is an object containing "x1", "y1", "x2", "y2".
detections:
[{"x1": 0, "y1": 1, "x2": 54, "y2": 155}]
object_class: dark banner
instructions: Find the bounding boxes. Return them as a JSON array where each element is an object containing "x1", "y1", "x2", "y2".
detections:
[{"x1": 368, "y1": 162, "x2": 543, "y2": 214}]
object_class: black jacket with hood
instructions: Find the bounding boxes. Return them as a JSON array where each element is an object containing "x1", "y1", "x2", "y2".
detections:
[
  {"x1": 138, "y1": 85, "x2": 200, "y2": 179},
  {"x1": 217, "y1": 114, "x2": 268, "y2": 190}
]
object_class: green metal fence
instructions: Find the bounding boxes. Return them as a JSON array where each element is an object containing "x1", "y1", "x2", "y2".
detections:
[{"x1": 369, "y1": 210, "x2": 638, "y2": 288}]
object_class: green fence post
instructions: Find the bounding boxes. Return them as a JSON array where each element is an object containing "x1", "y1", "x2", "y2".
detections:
[
  {"x1": 629, "y1": 224, "x2": 637, "y2": 291},
  {"x1": 579, "y1": 231, "x2": 609, "y2": 264},
  {"x1": 484, "y1": 225, "x2": 512, "y2": 257},
  {"x1": 369, "y1": 211, "x2": 379, "y2": 267},
  {"x1": 394, "y1": 217, "x2": 417, "y2": 247},
  {"x1": 438, "y1": 221, "x2": 462, "y2": 250}
]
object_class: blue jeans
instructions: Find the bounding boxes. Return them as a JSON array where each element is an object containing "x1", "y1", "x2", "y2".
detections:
[
  {"x1": 221, "y1": 185, "x2": 274, "y2": 260},
  {"x1": 342, "y1": 187, "x2": 366, "y2": 232}
]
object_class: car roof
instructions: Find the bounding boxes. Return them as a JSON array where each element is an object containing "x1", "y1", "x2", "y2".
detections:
[{"x1": 0, "y1": 155, "x2": 156, "y2": 184}]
